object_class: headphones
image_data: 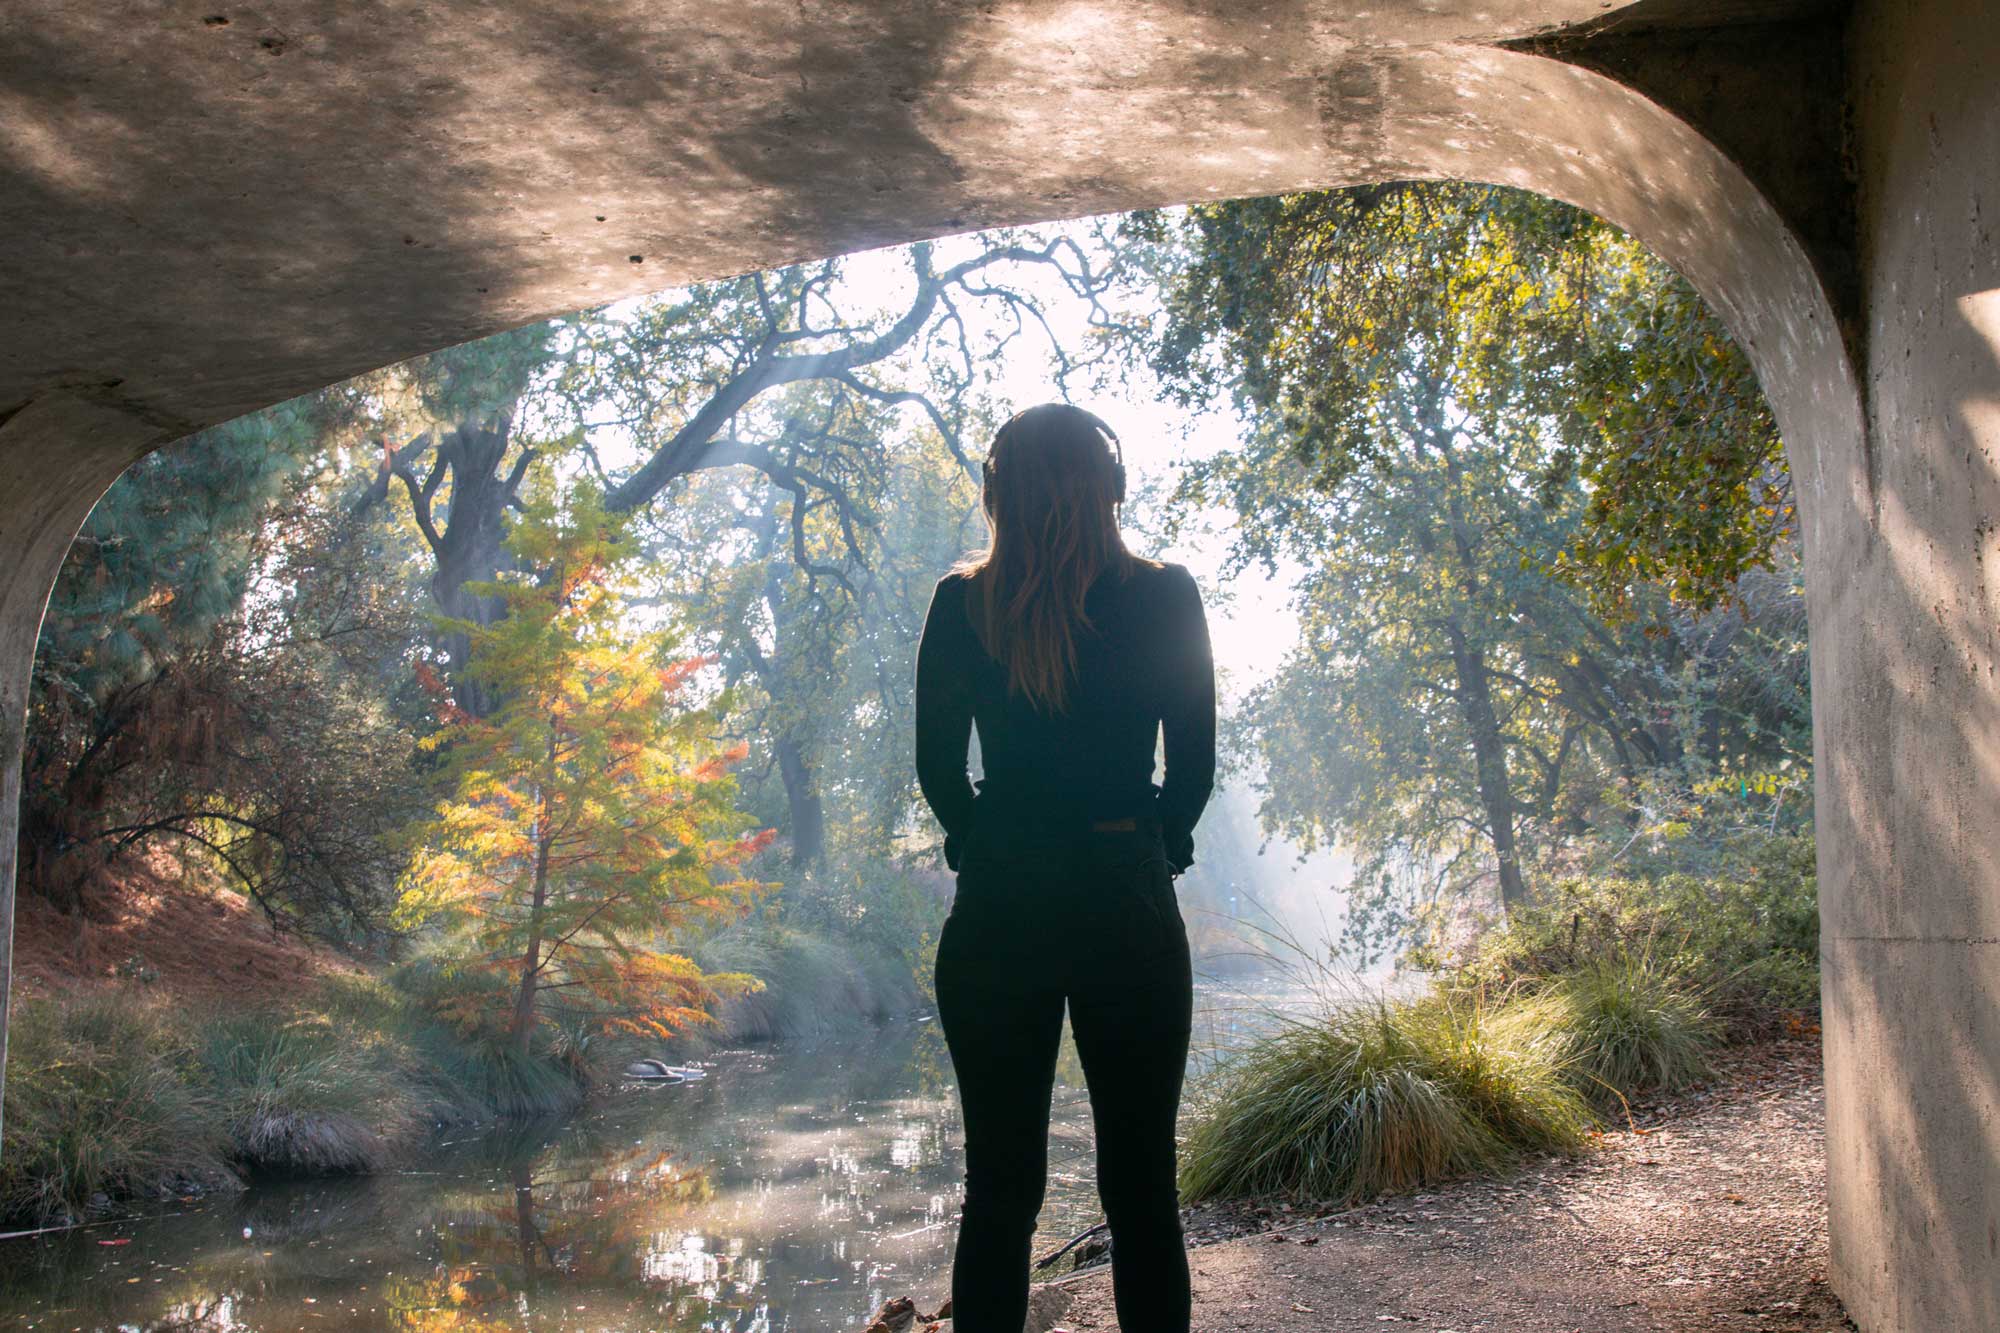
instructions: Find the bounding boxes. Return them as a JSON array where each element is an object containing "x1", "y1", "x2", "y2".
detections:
[{"x1": 982, "y1": 404, "x2": 1126, "y2": 504}]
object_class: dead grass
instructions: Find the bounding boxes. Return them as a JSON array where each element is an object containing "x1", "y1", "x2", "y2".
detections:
[{"x1": 12, "y1": 855, "x2": 359, "y2": 1005}]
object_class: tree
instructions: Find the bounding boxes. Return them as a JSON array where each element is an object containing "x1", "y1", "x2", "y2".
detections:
[
  {"x1": 394, "y1": 482, "x2": 772, "y2": 1054},
  {"x1": 628, "y1": 386, "x2": 992, "y2": 879},
  {"x1": 356, "y1": 231, "x2": 1126, "y2": 722},
  {"x1": 1144, "y1": 184, "x2": 1806, "y2": 923},
  {"x1": 1140, "y1": 184, "x2": 1791, "y2": 617},
  {"x1": 22, "y1": 396, "x2": 421, "y2": 929}
]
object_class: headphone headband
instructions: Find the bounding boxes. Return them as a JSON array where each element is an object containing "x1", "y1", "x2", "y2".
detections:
[{"x1": 983, "y1": 404, "x2": 1126, "y2": 503}]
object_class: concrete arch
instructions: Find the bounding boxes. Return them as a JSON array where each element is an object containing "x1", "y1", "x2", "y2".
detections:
[
  {"x1": 1, "y1": 6, "x2": 1985, "y2": 1328},
  {"x1": 0, "y1": 33, "x2": 1871, "y2": 751}
]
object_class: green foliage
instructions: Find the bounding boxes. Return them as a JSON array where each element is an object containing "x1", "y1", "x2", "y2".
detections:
[
  {"x1": 1141, "y1": 184, "x2": 1789, "y2": 615},
  {"x1": 425, "y1": 1032, "x2": 586, "y2": 1120},
  {"x1": 0, "y1": 968, "x2": 614, "y2": 1223},
  {"x1": 1136, "y1": 184, "x2": 1811, "y2": 934},
  {"x1": 1177, "y1": 990, "x2": 1596, "y2": 1204},
  {"x1": 631, "y1": 407, "x2": 971, "y2": 994},
  {"x1": 24, "y1": 392, "x2": 426, "y2": 930},
  {"x1": 1439, "y1": 833, "x2": 1819, "y2": 1030},
  {"x1": 376, "y1": 958, "x2": 590, "y2": 1118},
  {"x1": 691, "y1": 923, "x2": 924, "y2": 1043},
  {"x1": 0, "y1": 997, "x2": 232, "y2": 1224},
  {"x1": 35, "y1": 400, "x2": 342, "y2": 708},
  {"x1": 1542, "y1": 956, "x2": 1718, "y2": 1098},
  {"x1": 395, "y1": 480, "x2": 771, "y2": 1053}
]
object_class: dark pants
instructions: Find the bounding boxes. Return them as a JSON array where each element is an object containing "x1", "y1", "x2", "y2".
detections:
[{"x1": 934, "y1": 816, "x2": 1194, "y2": 1333}]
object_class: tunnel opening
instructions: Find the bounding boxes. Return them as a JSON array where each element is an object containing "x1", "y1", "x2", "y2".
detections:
[
  {"x1": 0, "y1": 176, "x2": 1842, "y2": 1328},
  {"x1": 44, "y1": 4, "x2": 2000, "y2": 1325}
]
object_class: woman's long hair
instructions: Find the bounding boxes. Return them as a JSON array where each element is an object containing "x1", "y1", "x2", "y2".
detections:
[{"x1": 957, "y1": 403, "x2": 1148, "y2": 712}]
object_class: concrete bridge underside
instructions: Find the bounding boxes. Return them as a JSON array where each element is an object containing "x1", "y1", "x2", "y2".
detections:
[{"x1": 0, "y1": 2, "x2": 1993, "y2": 1326}]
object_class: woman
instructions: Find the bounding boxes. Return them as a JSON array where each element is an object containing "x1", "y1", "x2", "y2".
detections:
[{"x1": 915, "y1": 402, "x2": 1215, "y2": 1333}]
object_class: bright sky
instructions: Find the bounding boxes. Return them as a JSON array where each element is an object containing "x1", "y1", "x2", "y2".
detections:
[
  {"x1": 807, "y1": 221, "x2": 1307, "y2": 697},
  {"x1": 586, "y1": 216, "x2": 1307, "y2": 699}
]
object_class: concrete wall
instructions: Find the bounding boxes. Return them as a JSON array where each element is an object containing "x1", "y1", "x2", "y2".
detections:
[{"x1": 1818, "y1": 2, "x2": 2000, "y2": 1328}]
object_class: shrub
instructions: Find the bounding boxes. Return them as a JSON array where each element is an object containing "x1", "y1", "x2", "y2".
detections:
[
  {"x1": 1177, "y1": 991, "x2": 1595, "y2": 1204},
  {"x1": 1451, "y1": 832, "x2": 1818, "y2": 1031},
  {"x1": 1544, "y1": 956, "x2": 1718, "y2": 1099},
  {"x1": 196, "y1": 1011, "x2": 416, "y2": 1174},
  {"x1": 0, "y1": 997, "x2": 233, "y2": 1223}
]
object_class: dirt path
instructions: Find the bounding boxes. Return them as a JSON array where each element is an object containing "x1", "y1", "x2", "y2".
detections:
[{"x1": 1060, "y1": 1038, "x2": 1852, "y2": 1333}]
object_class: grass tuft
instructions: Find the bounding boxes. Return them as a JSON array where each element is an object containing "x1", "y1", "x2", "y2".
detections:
[
  {"x1": 433, "y1": 1035, "x2": 585, "y2": 1119},
  {"x1": 196, "y1": 1011, "x2": 414, "y2": 1174},
  {"x1": 0, "y1": 996, "x2": 234, "y2": 1223},
  {"x1": 1177, "y1": 990, "x2": 1596, "y2": 1204},
  {"x1": 1547, "y1": 955, "x2": 1718, "y2": 1099}
]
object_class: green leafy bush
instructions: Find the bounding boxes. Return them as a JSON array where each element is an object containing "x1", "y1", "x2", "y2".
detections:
[{"x1": 1447, "y1": 833, "x2": 1818, "y2": 1031}]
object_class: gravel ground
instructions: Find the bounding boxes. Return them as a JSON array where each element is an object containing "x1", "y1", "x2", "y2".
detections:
[{"x1": 1054, "y1": 1037, "x2": 1853, "y2": 1333}]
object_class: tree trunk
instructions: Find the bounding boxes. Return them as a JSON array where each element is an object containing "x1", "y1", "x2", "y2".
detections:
[
  {"x1": 774, "y1": 735, "x2": 826, "y2": 868},
  {"x1": 1420, "y1": 388, "x2": 1528, "y2": 911},
  {"x1": 368, "y1": 418, "x2": 533, "y2": 719},
  {"x1": 747, "y1": 544, "x2": 827, "y2": 868},
  {"x1": 1445, "y1": 617, "x2": 1528, "y2": 910},
  {"x1": 513, "y1": 731, "x2": 556, "y2": 1056},
  {"x1": 427, "y1": 423, "x2": 523, "y2": 718},
  {"x1": 513, "y1": 861, "x2": 547, "y2": 1056}
]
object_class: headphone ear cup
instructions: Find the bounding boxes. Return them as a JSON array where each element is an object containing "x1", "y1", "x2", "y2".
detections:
[{"x1": 1113, "y1": 462, "x2": 1127, "y2": 504}]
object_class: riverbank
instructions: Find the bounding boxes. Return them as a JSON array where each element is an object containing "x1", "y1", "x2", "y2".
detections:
[
  {"x1": 1052, "y1": 1036, "x2": 1850, "y2": 1332},
  {"x1": 0, "y1": 866, "x2": 931, "y2": 1226}
]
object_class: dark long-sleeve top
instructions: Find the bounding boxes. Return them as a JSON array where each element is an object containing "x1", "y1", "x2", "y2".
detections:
[{"x1": 915, "y1": 560, "x2": 1216, "y2": 873}]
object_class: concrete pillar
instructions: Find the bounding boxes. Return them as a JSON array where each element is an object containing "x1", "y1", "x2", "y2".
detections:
[
  {"x1": 1821, "y1": 2, "x2": 2000, "y2": 1327},
  {"x1": 0, "y1": 394, "x2": 164, "y2": 1142}
]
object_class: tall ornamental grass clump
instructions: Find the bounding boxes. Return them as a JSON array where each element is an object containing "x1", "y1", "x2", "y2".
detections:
[
  {"x1": 1547, "y1": 955, "x2": 1718, "y2": 1099},
  {"x1": 0, "y1": 997, "x2": 233, "y2": 1223},
  {"x1": 429, "y1": 1034, "x2": 586, "y2": 1118},
  {"x1": 382, "y1": 957, "x2": 587, "y2": 1118},
  {"x1": 1177, "y1": 991, "x2": 1595, "y2": 1204},
  {"x1": 196, "y1": 1011, "x2": 416, "y2": 1175}
]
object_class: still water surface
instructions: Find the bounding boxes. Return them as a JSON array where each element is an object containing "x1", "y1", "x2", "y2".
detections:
[{"x1": 0, "y1": 973, "x2": 1345, "y2": 1332}]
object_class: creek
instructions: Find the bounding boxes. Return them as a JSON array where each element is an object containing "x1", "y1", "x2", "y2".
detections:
[{"x1": 0, "y1": 972, "x2": 1348, "y2": 1331}]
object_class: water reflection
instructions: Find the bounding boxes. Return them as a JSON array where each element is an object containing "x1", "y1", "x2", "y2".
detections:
[{"x1": 0, "y1": 975, "x2": 1335, "y2": 1331}]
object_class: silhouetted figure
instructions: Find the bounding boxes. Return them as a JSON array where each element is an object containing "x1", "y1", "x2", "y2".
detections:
[{"x1": 916, "y1": 403, "x2": 1216, "y2": 1333}]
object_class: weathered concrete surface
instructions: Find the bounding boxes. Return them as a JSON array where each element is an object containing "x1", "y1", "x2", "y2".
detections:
[
  {"x1": 0, "y1": 3, "x2": 1992, "y2": 1327},
  {"x1": 1513, "y1": 2, "x2": 1859, "y2": 350},
  {"x1": 0, "y1": 0, "x2": 1838, "y2": 431},
  {"x1": 1817, "y1": 2, "x2": 2000, "y2": 1328},
  {"x1": 0, "y1": 394, "x2": 174, "y2": 1142}
]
